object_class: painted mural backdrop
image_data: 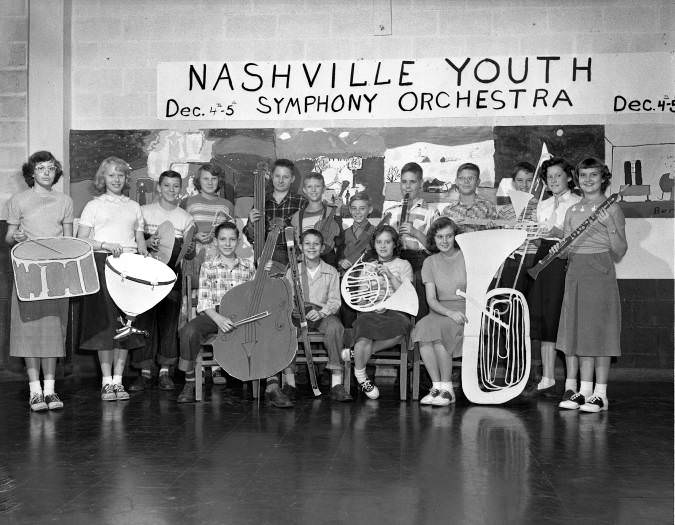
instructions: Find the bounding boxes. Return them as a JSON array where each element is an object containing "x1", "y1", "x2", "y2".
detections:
[{"x1": 69, "y1": 124, "x2": 673, "y2": 279}]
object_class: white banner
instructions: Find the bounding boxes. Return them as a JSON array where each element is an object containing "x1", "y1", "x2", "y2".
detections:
[{"x1": 157, "y1": 53, "x2": 673, "y2": 121}]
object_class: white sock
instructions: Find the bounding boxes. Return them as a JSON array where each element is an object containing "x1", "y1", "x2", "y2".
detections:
[
  {"x1": 564, "y1": 378, "x2": 577, "y2": 392},
  {"x1": 112, "y1": 375, "x2": 123, "y2": 385},
  {"x1": 159, "y1": 367, "x2": 169, "y2": 376},
  {"x1": 441, "y1": 381, "x2": 453, "y2": 392},
  {"x1": 355, "y1": 367, "x2": 368, "y2": 383},
  {"x1": 593, "y1": 383, "x2": 607, "y2": 399},
  {"x1": 580, "y1": 380, "x2": 593, "y2": 397},
  {"x1": 102, "y1": 375, "x2": 113, "y2": 386},
  {"x1": 537, "y1": 377, "x2": 555, "y2": 390},
  {"x1": 29, "y1": 381, "x2": 42, "y2": 395},
  {"x1": 331, "y1": 370, "x2": 343, "y2": 388},
  {"x1": 284, "y1": 371, "x2": 296, "y2": 388},
  {"x1": 432, "y1": 381, "x2": 442, "y2": 390},
  {"x1": 43, "y1": 379, "x2": 55, "y2": 395}
]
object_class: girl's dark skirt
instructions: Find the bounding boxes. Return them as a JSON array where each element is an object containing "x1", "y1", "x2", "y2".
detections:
[
  {"x1": 557, "y1": 252, "x2": 621, "y2": 357},
  {"x1": 10, "y1": 286, "x2": 67, "y2": 358},
  {"x1": 527, "y1": 240, "x2": 566, "y2": 343},
  {"x1": 352, "y1": 309, "x2": 412, "y2": 341},
  {"x1": 79, "y1": 252, "x2": 145, "y2": 351}
]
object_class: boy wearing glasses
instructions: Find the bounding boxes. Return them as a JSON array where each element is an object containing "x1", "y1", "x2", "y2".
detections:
[{"x1": 442, "y1": 163, "x2": 498, "y2": 233}]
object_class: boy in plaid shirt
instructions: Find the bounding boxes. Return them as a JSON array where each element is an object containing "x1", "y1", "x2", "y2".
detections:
[
  {"x1": 244, "y1": 158, "x2": 306, "y2": 275},
  {"x1": 177, "y1": 222, "x2": 255, "y2": 403}
]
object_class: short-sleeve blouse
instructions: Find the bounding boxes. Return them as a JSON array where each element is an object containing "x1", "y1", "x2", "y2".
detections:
[
  {"x1": 6, "y1": 188, "x2": 73, "y2": 238},
  {"x1": 421, "y1": 251, "x2": 466, "y2": 301},
  {"x1": 78, "y1": 194, "x2": 144, "y2": 252}
]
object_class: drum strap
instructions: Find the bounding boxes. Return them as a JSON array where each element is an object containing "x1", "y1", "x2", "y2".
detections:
[{"x1": 105, "y1": 258, "x2": 175, "y2": 287}]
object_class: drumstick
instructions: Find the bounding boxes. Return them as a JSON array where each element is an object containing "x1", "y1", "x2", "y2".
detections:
[
  {"x1": 29, "y1": 238, "x2": 64, "y2": 255},
  {"x1": 455, "y1": 290, "x2": 509, "y2": 330}
]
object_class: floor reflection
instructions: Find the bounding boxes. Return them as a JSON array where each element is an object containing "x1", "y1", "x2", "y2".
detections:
[
  {"x1": 460, "y1": 407, "x2": 531, "y2": 524},
  {"x1": 0, "y1": 379, "x2": 670, "y2": 524}
]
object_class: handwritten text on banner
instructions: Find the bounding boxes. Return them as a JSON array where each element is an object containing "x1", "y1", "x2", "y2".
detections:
[{"x1": 157, "y1": 53, "x2": 673, "y2": 121}]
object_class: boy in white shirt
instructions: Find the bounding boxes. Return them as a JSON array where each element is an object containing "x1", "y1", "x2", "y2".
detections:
[{"x1": 131, "y1": 170, "x2": 195, "y2": 392}]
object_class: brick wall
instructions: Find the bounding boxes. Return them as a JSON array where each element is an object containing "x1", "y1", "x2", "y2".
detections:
[
  {"x1": 0, "y1": 0, "x2": 27, "y2": 367},
  {"x1": 0, "y1": 0, "x2": 672, "y2": 374},
  {"x1": 0, "y1": 0, "x2": 27, "y2": 205},
  {"x1": 68, "y1": 0, "x2": 674, "y2": 129}
]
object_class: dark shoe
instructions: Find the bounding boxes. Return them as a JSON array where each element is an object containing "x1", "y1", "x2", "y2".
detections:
[
  {"x1": 158, "y1": 373, "x2": 175, "y2": 391},
  {"x1": 266, "y1": 387, "x2": 294, "y2": 408},
  {"x1": 358, "y1": 379, "x2": 380, "y2": 400},
  {"x1": 559, "y1": 390, "x2": 584, "y2": 410},
  {"x1": 431, "y1": 389, "x2": 455, "y2": 406},
  {"x1": 128, "y1": 375, "x2": 151, "y2": 392},
  {"x1": 330, "y1": 384, "x2": 352, "y2": 402},
  {"x1": 113, "y1": 384, "x2": 130, "y2": 401},
  {"x1": 101, "y1": 384, "x2": 116, "y2": 402},
  {"x1": 521, "y1": 380, "x2": 556, "y2": 399},
  {"x1": 29, "y1": 392, "x2": 48, "y2": 412},
  {"x1": 580, "y1": 395, "x2": 608, "y2": 413},
  {"x1": 45, "y1": 393, "x2": 64, "y2": 410},
  {"x1": 177, "y1": 382, "x2": 196, "y2": 403},
  {"x1": 281, "y1": 384, "x2": 297, "y2": 401},
  {"x1": 211, "y1": 368, "x2": 227, "y2": 385},
  {"x1": 420, "y1": 388, "x2": 440, "y2": 405}
]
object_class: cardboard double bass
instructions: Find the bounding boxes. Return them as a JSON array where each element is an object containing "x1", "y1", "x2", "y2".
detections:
[{"x1": 211, "y1": 218, "x2": 295, "y2": 381}]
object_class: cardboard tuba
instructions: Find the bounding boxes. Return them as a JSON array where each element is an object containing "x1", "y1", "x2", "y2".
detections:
[{"x1": 456, "y1": 229, "x2": 531, "y2": 404}]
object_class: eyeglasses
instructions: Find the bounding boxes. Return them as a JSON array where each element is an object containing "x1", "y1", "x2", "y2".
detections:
[{"x1": 35, "y1": 164, "x2": 57, "y2": 174}]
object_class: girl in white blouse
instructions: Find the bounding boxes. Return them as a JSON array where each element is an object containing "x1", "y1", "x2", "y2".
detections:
[{"x1": 77, "y1": 157, "x2": 148, "y2": 401}]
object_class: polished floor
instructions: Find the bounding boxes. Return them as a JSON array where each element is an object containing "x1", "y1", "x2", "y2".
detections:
[{"x1": 0, "y1": 378, "x2": 671, "y2": 525}]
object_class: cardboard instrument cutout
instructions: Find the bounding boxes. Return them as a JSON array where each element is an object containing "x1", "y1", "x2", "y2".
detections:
[
  {"x1": 456, "y1": 229, "x2": 531, "y2": 404},
  {"x1": 152, "y1": 220, "x2": 175, "y2": 265},
  {"x1": 104, "y1": 253, "x2": 176, "y2": 340},
  {"x1": 11, "y1": 237, "x2": 99, "y2": 301}
]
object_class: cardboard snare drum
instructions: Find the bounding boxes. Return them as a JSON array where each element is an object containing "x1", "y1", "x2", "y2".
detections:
[{"x1": 11, "y1": 237, "x2": 100, "y2": 301}]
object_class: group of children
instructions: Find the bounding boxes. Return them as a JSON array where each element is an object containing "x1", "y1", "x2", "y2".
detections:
[{"x1": 6, "y1": 152, "x2": 627, "y2": 414}]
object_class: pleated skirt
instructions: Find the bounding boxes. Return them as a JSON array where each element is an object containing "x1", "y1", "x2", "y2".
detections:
[{"x1": 556, "y1": 252, "x2": 621, "y2": 357}]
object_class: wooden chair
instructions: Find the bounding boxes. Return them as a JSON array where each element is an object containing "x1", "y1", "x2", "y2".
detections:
[
  {"x1": 294, "y1": 330, "x2": 329, "y2": 391},
  {"x1": 184, "y1": 274, "x2": 260, "y2": 402},
  {"x1": 344, "y1": 333, "x2": 411, "y2": 401}
]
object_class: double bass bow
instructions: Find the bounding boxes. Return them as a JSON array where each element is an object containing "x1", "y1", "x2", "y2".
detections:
[
  {"x1": 211, "y1": 218, "x2": 295, "y2": 380},
  {"x1": 284, "y1": 226, "x2": 321, "y2": 397}
]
